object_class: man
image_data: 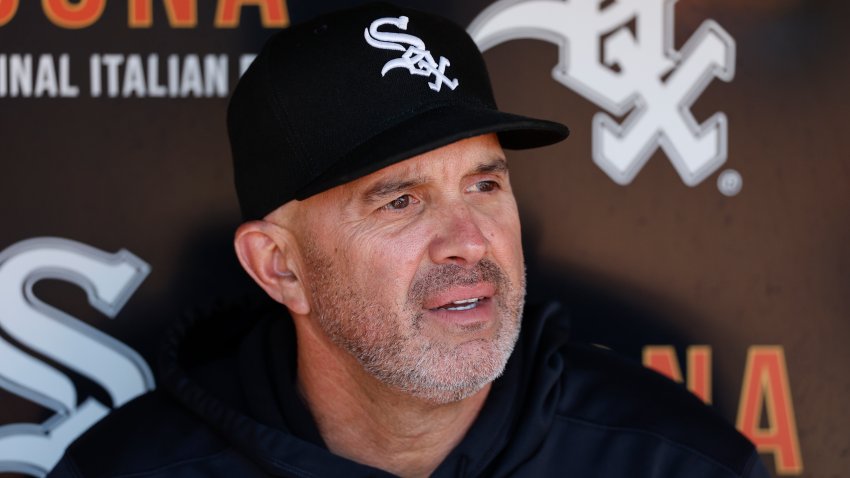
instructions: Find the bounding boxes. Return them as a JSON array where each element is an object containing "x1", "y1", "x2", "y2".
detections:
[{"x1": 49, "y1": 3, "x2": 769, "y2": 477}]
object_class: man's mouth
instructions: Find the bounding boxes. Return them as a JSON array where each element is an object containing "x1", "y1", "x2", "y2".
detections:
[{"x1": 432, "y1": 297, "x2": 487, "y2": 312}]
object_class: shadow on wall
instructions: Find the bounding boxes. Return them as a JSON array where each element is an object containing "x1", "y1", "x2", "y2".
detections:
[
  {"x1": 519, "y1": 209, "x2": 739, "y2": 415},
  {"x1": 520, "y1": 208, "x2": 682, "y2": 353}
]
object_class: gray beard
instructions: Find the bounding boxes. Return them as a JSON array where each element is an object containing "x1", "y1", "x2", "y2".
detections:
[{"x1": 303, "y1": 241, "x2": 524, "y2": 404}]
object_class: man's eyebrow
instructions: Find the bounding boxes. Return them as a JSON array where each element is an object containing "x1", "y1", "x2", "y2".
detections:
[
  {"x1": 360, "y1": 158, "x2": 507, "y2": 202},
  {"x1": 471, "y1": 157, "x2": 509, "y2": 175},
  {"x1": 362, "y1": 177, "x2": 427, "y2": 202}
]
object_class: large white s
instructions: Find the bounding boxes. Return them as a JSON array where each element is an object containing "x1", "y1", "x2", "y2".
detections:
[{"x1": 0, "y1": 237, "x2": 154, "y2": 477}]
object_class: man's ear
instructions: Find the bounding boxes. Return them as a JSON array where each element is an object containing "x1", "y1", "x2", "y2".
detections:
[{"x1": 233, "y1": 221, "x2": 310, "y2": 316}]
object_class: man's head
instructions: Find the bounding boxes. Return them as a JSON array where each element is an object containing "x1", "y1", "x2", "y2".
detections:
[
  {"x1": 228, "y1": 3, "x2": 567, "y2": 404},
  {"x1": 238, "y1": 134, "x2": 525, "y2": 403}
]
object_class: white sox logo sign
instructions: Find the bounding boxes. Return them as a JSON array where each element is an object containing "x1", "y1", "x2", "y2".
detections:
[
  {"x1": 365, "y1": 15, "x2": 460, "y2": 92},
  {"x1": 469, "y1": 0, "x2": 737, "y2": 188},
  {"x1": 0, "y1": 238, "x2": 153, "y2": 476}
]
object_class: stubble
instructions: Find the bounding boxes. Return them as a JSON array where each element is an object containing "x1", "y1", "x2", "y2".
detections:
[{"x1": 302, "y1": 239, "x2": 525, "y2": 404}]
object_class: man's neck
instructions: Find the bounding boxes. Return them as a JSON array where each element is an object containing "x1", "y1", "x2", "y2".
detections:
[{"x1": 293, "y1": 319, "x2": 490, "y2": 478}]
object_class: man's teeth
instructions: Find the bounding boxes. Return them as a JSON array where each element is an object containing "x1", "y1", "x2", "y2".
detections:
[
  {"x1": 440, "y1": 297, "x2": 483, "y2": 311},
  {"x1": 453, "y1": 298, "x2": 479, "y2": 304}
]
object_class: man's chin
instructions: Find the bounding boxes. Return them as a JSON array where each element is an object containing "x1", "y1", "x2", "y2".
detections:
[
  {"x1": 386, "y1": 338, "x2": 514, "y2": 405},
  {"x1": 404, "y1": 379, "x2": 493, "y2": 405}
]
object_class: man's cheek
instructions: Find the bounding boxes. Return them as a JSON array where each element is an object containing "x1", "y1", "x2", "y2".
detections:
[
  {"x1": 369, "y1": 245, "x2": 420, "y2": 282},
  {"x1": 364, "y1": 236, "x2": 427, "y2": 297},
  {"x1": 484, "y1": 215, "x2": 521, "y2": 254},
  {"x1": 488, "y1": 218, "x2": 524, "y2": 284}
]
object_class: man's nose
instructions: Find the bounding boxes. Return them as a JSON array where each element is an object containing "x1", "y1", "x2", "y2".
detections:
[{"x1": 428, "y1": 204, "x2": 488, "y2": 267}]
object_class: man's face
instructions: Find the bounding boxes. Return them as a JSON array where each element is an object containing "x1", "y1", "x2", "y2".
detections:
[{"x1": 293, "y1": 134, "x2": 525, "y2": 404}]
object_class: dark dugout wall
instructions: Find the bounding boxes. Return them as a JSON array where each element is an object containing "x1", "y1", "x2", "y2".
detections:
[{"x1": 1, "y1": 1, "x2": 847, "y2": 476}]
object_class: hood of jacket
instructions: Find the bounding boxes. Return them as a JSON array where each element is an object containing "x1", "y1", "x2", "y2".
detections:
[{"x1": 156, "y1": 295, "x2": 571, "y2": 477}]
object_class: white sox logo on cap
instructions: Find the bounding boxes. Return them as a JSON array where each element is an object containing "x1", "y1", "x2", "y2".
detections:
[{"x1": 364, "y1": 15, "x2": 459, "y2": 92}]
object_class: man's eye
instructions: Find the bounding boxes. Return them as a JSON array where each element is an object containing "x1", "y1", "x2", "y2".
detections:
[
  {"x1": 469, "y1": 180, "x2": 499, "y2": 193},
  {"x1": 382, "y1": 194, "x2": 416, "y2": 211}
]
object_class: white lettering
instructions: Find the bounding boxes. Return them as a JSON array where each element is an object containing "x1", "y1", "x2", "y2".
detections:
[
  {"x1": 10, "y1": 54, "x2": 31, "y2": 97},
  {"x1": 180, "y1": 54, "x2": 203, "y2": 97},
  {"x1": 147, "y1": 54, "x2": 166, "y2": 98},
  {"x1": 101, "y1": 54, "x2": 124, "y2": 98},
  {"x1": 203, "y1": 54, "x2": 228, "y2": 97},
  {"x1": 122, "y1": 54, "x2": 146, "y2": 97},
  {"x1": 59, "y1": 55, "x2": 79, "y2": 97},
  {"x1": 365, "y1": 16, "x2": 459, "y2": 92},
  {"x1": 34, "y1": 54, "x2": 57, "y2": 97},
  {"x1": 168, "y1": 54, "x2": 180, "y2": 97},
  {"x1": 0, "y1": 55, "x2": 6, "y2": 97},
  {"x1": 6, "y1": 53, "x2": 244, "y2": 99},
  {"x1": 89, "y1": 54, "x2": 101, "y2": 97}
]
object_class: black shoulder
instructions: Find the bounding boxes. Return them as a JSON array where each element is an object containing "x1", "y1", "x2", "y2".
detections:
[
  {"x1": 49, "y1": 389, "x2": 228, "y2": 478},
  {"x1": 557, "y1": 342, "x2": 760, "y2": 476}
]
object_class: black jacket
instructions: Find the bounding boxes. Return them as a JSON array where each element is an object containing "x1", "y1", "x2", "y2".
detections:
[{"x1": 49, "y1": 299, "x2": 770, "y2": 477}]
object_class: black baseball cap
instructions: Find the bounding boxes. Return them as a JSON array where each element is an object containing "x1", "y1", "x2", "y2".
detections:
[{"x1": 228, "y1": 2, "x2": 569, "y2": 220}]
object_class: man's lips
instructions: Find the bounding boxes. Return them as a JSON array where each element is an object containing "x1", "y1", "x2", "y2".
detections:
[
  {"x1": 424, "y1": 283, "x2": 496, "y2": 311},
  {"x1": 435, "y1": 297, "x2": 485, "y2": 311}
]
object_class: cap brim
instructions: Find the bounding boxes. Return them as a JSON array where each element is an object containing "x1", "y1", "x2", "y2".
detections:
[{"x1": 295, "y1": 104, "x2": 569, "y2": 200}]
